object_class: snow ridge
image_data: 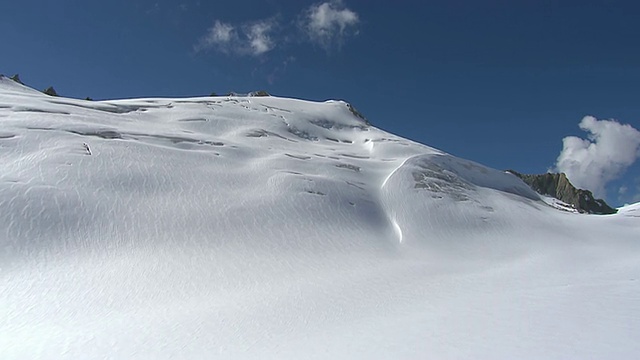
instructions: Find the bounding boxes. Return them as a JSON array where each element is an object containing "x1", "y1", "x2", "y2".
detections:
[{"x1": 1, "y1": 78, "x2": 639, "y2": 360}]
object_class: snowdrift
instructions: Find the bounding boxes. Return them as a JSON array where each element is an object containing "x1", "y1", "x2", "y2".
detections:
[{"x1": 1, "y1": 76, "x2": 639, "y2": 359}]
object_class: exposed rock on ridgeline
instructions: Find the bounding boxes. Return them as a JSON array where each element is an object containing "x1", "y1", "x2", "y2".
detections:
[
  {"x1": 248, "y1": 90, "x2": 270, "y2": 97},
  {"x1": 508, "y1": 170, "x2": 617, "y2": 214},
  {"x1": 43, "y1": 86, "x2": 58, "y2": 96},
  {"x1": 10, "y1": 74, "x2": 24, "y2": 85}
]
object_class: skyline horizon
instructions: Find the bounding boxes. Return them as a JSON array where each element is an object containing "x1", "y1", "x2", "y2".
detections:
[{"x1": 2, "y1": 0, "x2": 640, "y2": 205}]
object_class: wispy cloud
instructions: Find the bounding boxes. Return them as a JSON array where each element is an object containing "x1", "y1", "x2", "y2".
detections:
[
  {"x1": 633, "y1": 183, "x2": 640, "y2": 203},
  {"x1": 267, "y1": 56, "x2": 296, "y2": 85},
  {"x1": 245, "y1": 20, "x2": 276, "y2": 55},
  {"x1": 620, "y1": 178, "x2": 640, "y2": 205},
  {"x1": 554, "y1": 116, "x2": 640, "y2": 198},
  {"x1": 195, "y1": 19, "x2": 277, "y2": 56},
  {"x1": 195, "y1": 1, "x2": 360, "y2": 57},
  {"x1": 195, "y1": 20, "x2": 237, "y2": 53},
  {"x1": 302, "y1": 0, "x2": 360, "y2": 50}
]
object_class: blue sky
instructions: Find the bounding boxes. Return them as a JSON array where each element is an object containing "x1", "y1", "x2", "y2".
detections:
[{"x1": 2, "y1": 0, "x2": 640, "y2": 205}]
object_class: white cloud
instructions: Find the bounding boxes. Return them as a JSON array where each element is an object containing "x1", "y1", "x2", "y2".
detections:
[
  {"x1": 554, "y1": 116, "x2": 640, "y2": 198},
  {"x1": 303, "y1": 0, "x2": 359, "y2": 49},
  {"x1": 195, "y1": 20, "x2": 237, "y2": 53},
  {"x1": 196, "y1": 19, "x2": 276, "y2": 56},
  {"x1": 245, "y1": 20, "x2": 275, "y2": 55},
  {"x1": 195, "y1": 1, "x2": 361, "y2": 56}
]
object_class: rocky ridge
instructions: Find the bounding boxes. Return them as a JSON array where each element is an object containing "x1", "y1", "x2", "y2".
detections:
[{"x1": 508, "y1": 170, "x2": 617, "y2": 214}]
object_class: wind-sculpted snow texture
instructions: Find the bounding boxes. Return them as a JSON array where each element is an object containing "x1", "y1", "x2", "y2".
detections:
[{"x1": 1, "y1": 76, "x2": 639, "y2": 359}]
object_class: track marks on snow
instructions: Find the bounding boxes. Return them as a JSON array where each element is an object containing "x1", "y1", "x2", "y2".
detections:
[
  {"x1": 0, "y1": 133, "x2": 16, "y2": 139},
  {"x1": 284, "y1": 153, "x2": 312, "y2": 160}
]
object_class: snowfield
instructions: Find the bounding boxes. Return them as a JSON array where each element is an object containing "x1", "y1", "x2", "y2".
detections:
[{"x1": 1, "y1": 76, "x2": 639, "y2": 359}]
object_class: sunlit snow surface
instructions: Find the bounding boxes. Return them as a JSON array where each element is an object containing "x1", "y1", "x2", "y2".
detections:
[{"x1": 1, "y1": 77, "x2": 639, "y2": 359}]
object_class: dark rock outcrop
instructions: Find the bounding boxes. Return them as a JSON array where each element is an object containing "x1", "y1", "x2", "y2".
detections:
[
  {"x1": 249, "y1": 90, "x2": 270, "y2": 97},
  {"x1": 43, "y1": 86, "x2": 58, "y2": 96},
  {"x1": 508, "y1": 170, "x2": 617, "y2": 214},
  {"x1": 346, "y1": 103, "x2": 370, "y2": 125},
  {"x1": 10, "y1": 74, "x2": 24, "y2": 85}
]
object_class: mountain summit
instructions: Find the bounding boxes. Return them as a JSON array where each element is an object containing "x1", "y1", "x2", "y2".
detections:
[{"x1": 1, "y1": 75, "x2": 638, "y2": 359}]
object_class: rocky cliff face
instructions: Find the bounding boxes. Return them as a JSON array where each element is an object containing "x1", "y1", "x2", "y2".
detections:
[{"x1": 508, "y1": 171, "x2": 617, "y2": 214}]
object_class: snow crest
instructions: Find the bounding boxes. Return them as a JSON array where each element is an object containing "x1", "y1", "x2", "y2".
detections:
[{"x1": 1, "y1": 79, "x2": 639, "y2": 359}]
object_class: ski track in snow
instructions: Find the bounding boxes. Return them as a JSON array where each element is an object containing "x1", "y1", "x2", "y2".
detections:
[{"x1": 1, "y1": 76, "x2": 639, "y2": 359}]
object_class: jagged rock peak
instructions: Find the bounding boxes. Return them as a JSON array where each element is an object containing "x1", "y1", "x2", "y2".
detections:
[
  {"x1": 10, "y1": 74, "x2": 24, "y2": 85},
  {"x1": 507, "y1": 170, "x2": 617, "y2": 214},
  {"x1": 43, "y1": 86, "x2": 58, "y2": 96}
]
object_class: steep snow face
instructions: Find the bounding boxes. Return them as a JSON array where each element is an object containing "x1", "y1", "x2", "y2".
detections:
[{"x1": 1, "y1": 77, "x2": 639, "y2": 359}]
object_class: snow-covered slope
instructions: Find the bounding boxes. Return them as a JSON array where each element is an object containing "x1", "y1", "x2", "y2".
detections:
[
  {"x1": 1, "y1": 76, "x2": 639, "y2": 359},
  {"x1": 619, "y1": 202, "x2": 640, "y2": 218}
]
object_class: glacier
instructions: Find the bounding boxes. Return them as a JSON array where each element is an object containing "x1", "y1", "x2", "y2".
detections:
[{"x1": 1, "y1": 76, "x2": 639, "y2": 359}]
